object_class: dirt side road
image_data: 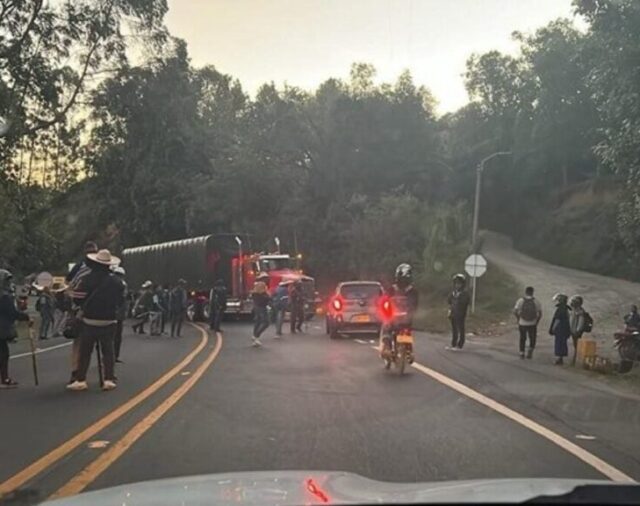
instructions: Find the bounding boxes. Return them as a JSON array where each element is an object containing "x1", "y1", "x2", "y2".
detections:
[{"x1": 481, "y1": 231, "x2": 640, "y2": 360}]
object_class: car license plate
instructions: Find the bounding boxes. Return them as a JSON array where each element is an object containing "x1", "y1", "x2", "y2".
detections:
[
  {"x1": 397, "y1": 333, "x2": 413, "y2": 344},
  {"x1": 354, "y1": 314, "x2": 370, "y2": 323}
]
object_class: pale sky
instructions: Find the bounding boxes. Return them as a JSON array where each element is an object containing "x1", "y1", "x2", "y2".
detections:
[{"x1": 165, "y1": 0, "x2": 580, "y2": 114}]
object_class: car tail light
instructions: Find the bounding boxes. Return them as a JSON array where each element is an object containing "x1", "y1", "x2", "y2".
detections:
[
  {"x1": 332, "y1": 297, "x2": 343, "y2": 311},
  {"x1": 379, "y1": 295, "x2": 394, "y2": 322}
]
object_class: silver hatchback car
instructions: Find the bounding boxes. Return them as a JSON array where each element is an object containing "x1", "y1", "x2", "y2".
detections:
[{"x1": 326, "y1": 281, "x2": 384, "y2": 338}]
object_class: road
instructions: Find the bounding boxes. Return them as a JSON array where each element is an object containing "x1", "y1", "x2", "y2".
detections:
[
  {"x1": 482, "y1": 231, "x2": 640, "y2": 359},
  {"x1": 1, "y1": 319, "x2": 640, "y2": 504}
]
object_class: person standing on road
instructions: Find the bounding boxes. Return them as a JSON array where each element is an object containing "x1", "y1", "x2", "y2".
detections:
[
  {"x1": 52, "y1": 286, "x2": 71, "y2": 337},
  {"x1": 251, "y1": 279, "x2": 271, "y2": 347},
  {"x1": 273, "y1": 280, "x2": 290, "y2": 337},
  {"x1": 132, "y1": 281, "x2": 153, "y2": 334},
  {"x1": 170, "y1": 279, "x2": 188, "y2": 337},
  {"x1": 36, "y1": 286, "x2": 55, "y2": 340},
  {"x1": 209, "y1": 279, "x2": 227, "y2": 333},
  {"x1": 513, "y1": 286, "x2": 542, "y2": 359},
  {"x1": 447, "y1": 274, "x2": 470, "y2": 350},
  {"x1": 289, "y1": 280, "x2": 305, "y2": 334},
  {"x1": 150, "y1": 285, "x2": 165, "y2": 336},
  {"x1": 113, "y1": 266, "x2": 128, "y2": 363},
  {"x1": 0, "y1": 269, "x2": 32, "y2": 388},
  {"x1": 549, "y1": 293, "x2": 571, "y2": 365},
  {"x1": 159, "y1": 284, "x2": 170, "y2": 335},
  {"x1": 67, "y1": 250, "x2": 123, "y2": 391},
  {"x1": 569, "y1": 295, "x2": 586, "y2": 366},
  {"x1": 67, "y1": 241, "x2": 99, "y2": 384}
]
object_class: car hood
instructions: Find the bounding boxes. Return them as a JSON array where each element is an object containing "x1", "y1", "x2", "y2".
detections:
[{"x1": 42, "y1": 470, "x2": 621, "y2": 505}]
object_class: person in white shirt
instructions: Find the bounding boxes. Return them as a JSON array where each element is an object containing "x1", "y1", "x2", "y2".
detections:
[{"x1": 513, "y1": 286, "x2": 542, "y2": 359}]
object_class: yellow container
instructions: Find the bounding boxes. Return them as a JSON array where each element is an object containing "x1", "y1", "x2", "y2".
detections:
[{"x1": 577, "y1": 338, "x2": 597, "y2": 362}]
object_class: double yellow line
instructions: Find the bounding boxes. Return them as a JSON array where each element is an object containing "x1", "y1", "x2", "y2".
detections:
[{"x1": 0, "y1": 324, "x2": 222, "y2": 499}]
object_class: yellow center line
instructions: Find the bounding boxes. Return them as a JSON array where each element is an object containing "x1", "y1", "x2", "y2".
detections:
[
  {"x1": 50, "y1": 328, "x2": 223, "y2": 499},
  {"x1": 0, "y1": 324, "x2": 208, "y2": 497}
]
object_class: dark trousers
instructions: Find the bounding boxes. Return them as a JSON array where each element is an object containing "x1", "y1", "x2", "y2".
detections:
[
  {"x1": 171, "y1": 310, "x2": 185, "y2": 337},
  {"x1": 160, "y1": 311, "x2": 167, "y2": 333},
  {"x1": 519, "y1": 325, "x2": 537, "y2": 353},
  {"x1": 451, "y1": 316, "x2": 466, "y2": 348},
  {"x1": 114, "y1": 320, "x2": 124, "y2": 360},
  {"x1": 290, "y1": 304, "x2": 304, "y2": 333},
  {"x1": 254, "y1": 308, "x2": 270, "y2": 338},
  {"x1": 76, "y1": 324, "x2": 116, "y2": 382},
  {"x1": 210, "y1": 307, "x2": 224, "y2": 332},
  {"x1": 0, "y1": 340, "x2": 9, "y2": 381},
  {"x1": 132, "y1": 315, "x2": 147, "y2": 334}
]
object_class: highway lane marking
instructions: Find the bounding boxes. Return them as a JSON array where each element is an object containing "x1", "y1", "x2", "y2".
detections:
[
  {"x1": 50, "y1": 328, "x2": 223, "y2": 498},
  {"x1": 0, "y1": 325, "x2": 209, "y2": 497},
  {"x1": 410, "y1": 360, "x2": 635, "y2": 483},
  {"x1": 10, "y1": 341, "x2": 72, "y2": 359}
]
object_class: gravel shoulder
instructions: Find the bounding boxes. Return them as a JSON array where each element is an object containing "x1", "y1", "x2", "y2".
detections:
[{"x1": 480, "y1": 231, "x2": 640, "y2": 363}]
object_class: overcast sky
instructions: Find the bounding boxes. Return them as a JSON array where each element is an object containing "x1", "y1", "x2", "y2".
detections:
[{"x1": 165, "y1": 0, "x2": 580, "y2": 114}]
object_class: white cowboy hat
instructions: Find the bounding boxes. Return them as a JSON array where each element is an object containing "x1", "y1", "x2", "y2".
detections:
[
  {"x1": 142, "y1": 280, "x2": 153, "y2": 288},
  {"x1": 112, "y1": 266, "x2": 126, "y2": 276},
  {"x1": 87, "y1": 249, "x2": 120, "y2": 266}
]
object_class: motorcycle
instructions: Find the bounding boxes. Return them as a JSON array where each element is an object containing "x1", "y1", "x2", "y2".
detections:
[
  {"x1": 381, "y1": 326, "x2": 414, "y2": 374},
  {"x1": 614, "y1": 328, "x2": 640, "y2": 373}
]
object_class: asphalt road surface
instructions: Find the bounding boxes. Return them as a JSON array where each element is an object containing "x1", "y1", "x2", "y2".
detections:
[{"x1": 1, "y1": 320, "x2": 640, "y2": 504}]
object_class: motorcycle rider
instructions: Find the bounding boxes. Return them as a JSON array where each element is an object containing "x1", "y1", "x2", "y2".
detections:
[
  {"x1": 624, "y1": 305, "x2": 640, "y2": 331},
  {"x1": 381, "y1": 263, "x2": 419, "y2": 362}
]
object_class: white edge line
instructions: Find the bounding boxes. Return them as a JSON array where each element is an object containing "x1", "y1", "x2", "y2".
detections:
[
  {"x1": 10, "y1": 342, "x2": 72, "y2": 360},
  {"x1": 411, "y1": 360, "x2": 635, "y2": 483},
  {"x1": 368, "y1": 344, "x2": 635, "y2": 483}
]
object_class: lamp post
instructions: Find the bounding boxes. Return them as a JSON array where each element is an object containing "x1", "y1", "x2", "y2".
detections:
[{"x1": 471, "y1": 151, "x2": 512, "y2": 251}]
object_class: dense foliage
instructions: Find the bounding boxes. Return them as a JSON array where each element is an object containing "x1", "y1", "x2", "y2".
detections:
[{"x1": 2, "y1": 0, "x2": 640, "y2": 289}]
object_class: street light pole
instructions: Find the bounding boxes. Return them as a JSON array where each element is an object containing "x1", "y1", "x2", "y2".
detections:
[
  {"x1": 471, "y1": 151, "x2": 512, "y2": 251},
  {"x1": 470, "y1": 151, "x2": 511, "y2": 314}
]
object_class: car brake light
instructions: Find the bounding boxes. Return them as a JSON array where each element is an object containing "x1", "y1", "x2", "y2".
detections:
[{"x1": 332, "y1": 297, "x2": 342, "y2": 311}]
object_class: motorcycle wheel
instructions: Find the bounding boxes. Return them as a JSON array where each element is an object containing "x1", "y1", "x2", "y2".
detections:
[
  {"x1": 618, "y1": 359, "x2": 634, "y2": 374},
  {"x1": 617, "y1": 341, "x2": 636, "y2": 362},
  {"x1": 397, "y1": 344, "x2": 407, "y2": 375}
]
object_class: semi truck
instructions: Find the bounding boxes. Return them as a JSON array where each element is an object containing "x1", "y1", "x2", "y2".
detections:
[{"x1": 121, "y1": 234, "x2": 317, "y2": 321}]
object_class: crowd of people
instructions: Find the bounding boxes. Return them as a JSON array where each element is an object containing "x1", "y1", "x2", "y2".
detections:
[
  {"x1": 249, "y1": 273, "x2": 307, "y2": 347},
  {"x1": 442, "y1": 274, "x2": 619, "y2": 365}
]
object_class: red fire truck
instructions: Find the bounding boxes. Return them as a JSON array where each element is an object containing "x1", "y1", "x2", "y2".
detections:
[{"x1": 121, "y1": 234, "x2": 317, "y2": 321}]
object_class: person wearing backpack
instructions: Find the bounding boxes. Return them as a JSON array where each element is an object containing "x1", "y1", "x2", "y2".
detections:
[
  {"x1": 569, "y1": 295, "x2": 592, "y2": 366},
  {"x1": 514, "y1": 286, "x2": 542, "y2": 359}
]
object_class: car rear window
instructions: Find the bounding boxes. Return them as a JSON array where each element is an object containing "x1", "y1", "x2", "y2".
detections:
[{"x1": 339, "y1": 284, "x2": 382, "y2": 299}]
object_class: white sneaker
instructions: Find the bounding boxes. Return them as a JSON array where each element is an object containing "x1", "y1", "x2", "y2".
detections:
[
  {"x1": 66, "y1": 380, "x2": 88, "y2": 391},
  {"x1": 102, "y1": 380, "x2": 117, "y2": 391},
  {"x1": 445, "y1": 346, "x2": 452, "y2": 351},
  {"x1": 252, "y1": 337, "x2": 262, "y2": 347}
]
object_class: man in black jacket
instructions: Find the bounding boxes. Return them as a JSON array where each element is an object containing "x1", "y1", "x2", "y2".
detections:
[
  {"x1": 0, "y1": 269, "x2": 32, "y2": 388},
  {"x1": 67, "y1": 250, "x2": 124, "y2": 391}
]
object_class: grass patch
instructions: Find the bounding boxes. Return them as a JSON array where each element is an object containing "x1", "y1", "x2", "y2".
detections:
[{"x1": 414, "y1": 264, "x2": 519, "y2": 334}]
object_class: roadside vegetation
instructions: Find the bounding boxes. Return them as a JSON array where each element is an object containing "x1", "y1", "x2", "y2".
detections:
[{"x1": 2, "y1": 1, "x2": 640, "y2": 313}]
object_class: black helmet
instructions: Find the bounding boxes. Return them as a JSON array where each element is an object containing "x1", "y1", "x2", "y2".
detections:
[
  {"x1": 395, "y1": 263, "x2": 413, "y2": 282},
  {"x1": 452, "y1": 273, "x2": 466, "y2": 286},
  {"x1": 0, "y1": 269, "x2": 13, "y2": 291}
]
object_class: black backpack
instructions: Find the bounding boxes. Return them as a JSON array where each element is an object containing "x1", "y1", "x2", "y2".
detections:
[{"x1": 583, "y1": 311, "x2": 594, "y2": 333}]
